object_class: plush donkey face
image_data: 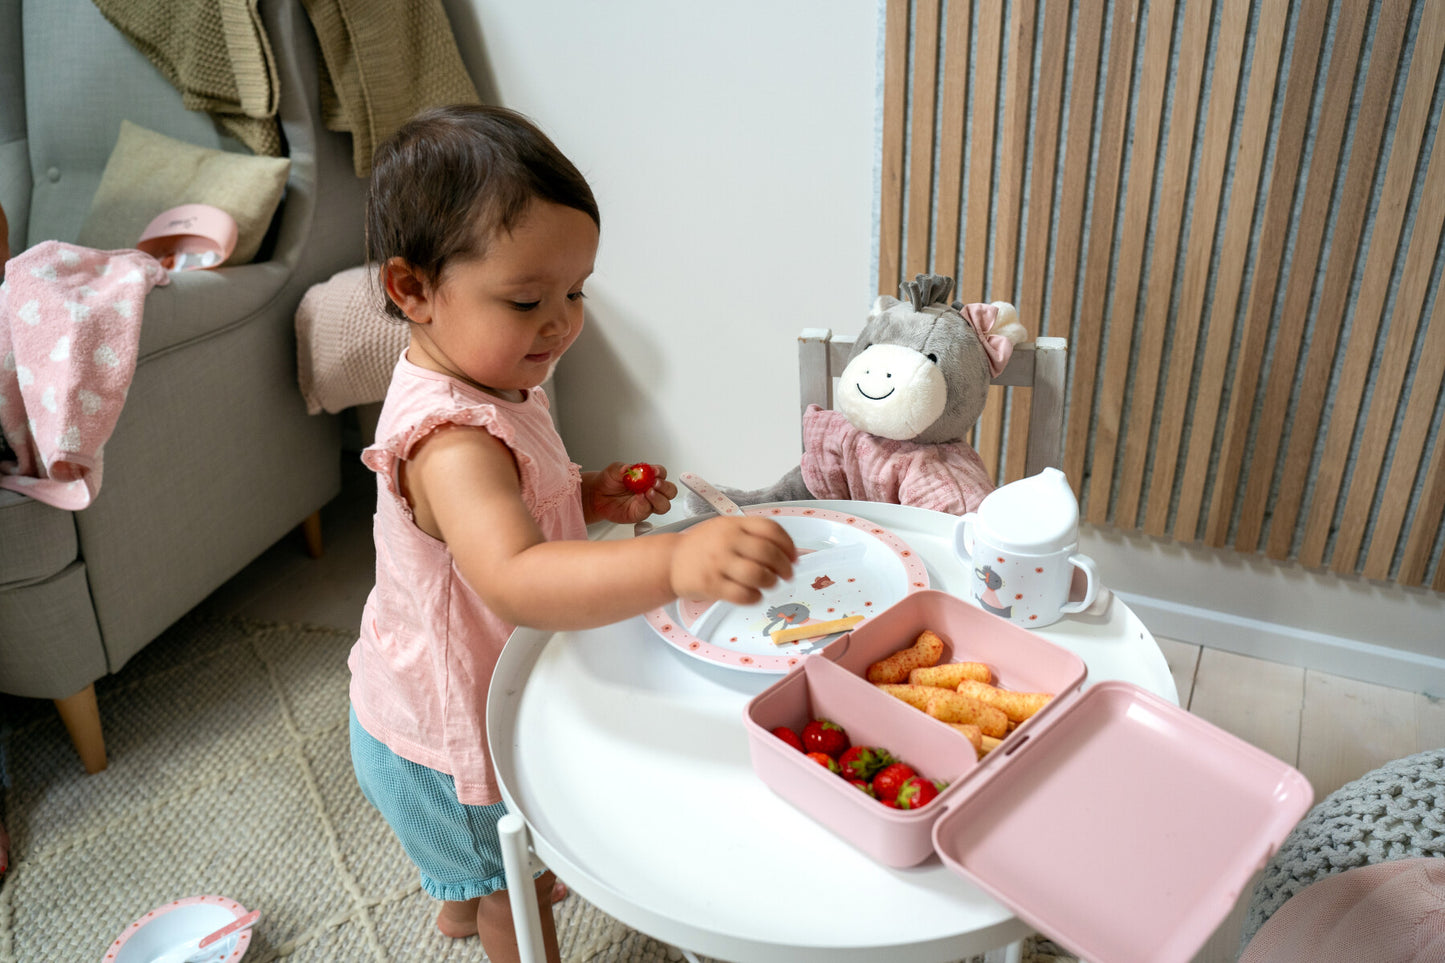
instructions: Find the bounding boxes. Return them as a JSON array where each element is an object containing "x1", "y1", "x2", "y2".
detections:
[{"x1": 837, "y1": 276, "x2": 994, "y2": 445}]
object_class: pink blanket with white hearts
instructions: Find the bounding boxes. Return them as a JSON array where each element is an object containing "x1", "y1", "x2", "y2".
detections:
[{"x1": 0, "y1": 242, "x2": 169, "y2": 509}]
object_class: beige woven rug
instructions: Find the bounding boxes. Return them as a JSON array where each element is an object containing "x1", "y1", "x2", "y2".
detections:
[{"x1": 0, "y1": 616, "x2": 1075, "y2": 962}]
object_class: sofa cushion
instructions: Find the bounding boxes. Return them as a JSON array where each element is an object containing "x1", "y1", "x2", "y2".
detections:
[
  {"x1": 0, "y1": 487, "x2": 78, "y2": 585},
  {"x1": 76, "y1": 121, "x2": 290, "y2": 265}
]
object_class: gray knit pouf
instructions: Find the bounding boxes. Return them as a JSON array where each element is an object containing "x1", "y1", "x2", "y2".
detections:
[{"x1": 1239, "y1": 748, "x2": 1445, "y2": 954}]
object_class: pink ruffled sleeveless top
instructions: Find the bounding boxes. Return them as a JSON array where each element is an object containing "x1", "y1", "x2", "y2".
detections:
[{"x1": 349, "y1": 354, "x2": 586, "y2": 805}]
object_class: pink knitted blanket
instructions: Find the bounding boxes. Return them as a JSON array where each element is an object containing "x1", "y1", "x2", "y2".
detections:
[{"x1": 0, "y1": 242, "x2": 169, "y2": 509}]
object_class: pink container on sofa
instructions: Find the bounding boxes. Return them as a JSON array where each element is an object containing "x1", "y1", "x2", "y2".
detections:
[{"x1": 743, "y1": 591, "x2": 1314, "y2": 963}]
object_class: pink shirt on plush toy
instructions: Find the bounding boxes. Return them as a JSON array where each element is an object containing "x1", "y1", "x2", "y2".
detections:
[{"x1": 800, "y1": 405, "x2": 995, "y2": 515}]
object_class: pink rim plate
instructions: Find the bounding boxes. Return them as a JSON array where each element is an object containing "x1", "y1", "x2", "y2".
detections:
[{"x1": 643, "y1": 506, "x2": 929, "y2": 673}]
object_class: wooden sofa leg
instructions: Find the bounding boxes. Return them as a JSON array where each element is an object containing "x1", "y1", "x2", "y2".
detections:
[
  {"x1": 301, "y1": 510, "x2": 324, "y2": 559},
  {"x1": 53, "y1": 683, "x2": 108, "y2": 774}
]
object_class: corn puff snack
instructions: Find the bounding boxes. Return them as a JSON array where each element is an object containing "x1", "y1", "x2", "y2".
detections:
[
  {"x1": 865, "y1": 630, "x2": 946, "y2": 684},
  {"x1": 954, "y1": 679, "x2": 1053, "y2": 724},
  {"x1": 946, "y1": 723, "x2": 983, "y2": 754},
  {"x1": 923, "y1": 691, "x2": 1009, "y2": 737},
  {"x1": 908, "y1": 661, "x2": 992, "y2": 688},
  {"x1": 874, "y1": 683, "x2": 944, "y2": 711}
]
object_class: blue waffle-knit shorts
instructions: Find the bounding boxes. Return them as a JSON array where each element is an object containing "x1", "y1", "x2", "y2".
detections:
[{"x1": 350, "y1": 705, "x2": 515, "y2": 901}]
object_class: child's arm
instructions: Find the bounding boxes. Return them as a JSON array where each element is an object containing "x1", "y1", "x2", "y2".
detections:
[{"x1": 403, "y1": 425, "x2": 796, "y2": 631}]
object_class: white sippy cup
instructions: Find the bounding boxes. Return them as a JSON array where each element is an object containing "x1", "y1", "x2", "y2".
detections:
[{"x1": 955, "y1": 467, "x2": 1098, "y2": 628}]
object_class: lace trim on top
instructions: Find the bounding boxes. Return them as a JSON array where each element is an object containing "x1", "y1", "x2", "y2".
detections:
[{"x1": 362, "y1": 404, "x2": 576, "y2": 520}]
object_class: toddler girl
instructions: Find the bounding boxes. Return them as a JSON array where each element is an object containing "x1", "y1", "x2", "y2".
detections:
[{"x1": 348, "y1": 105, "x2": 796, "y2": 963}]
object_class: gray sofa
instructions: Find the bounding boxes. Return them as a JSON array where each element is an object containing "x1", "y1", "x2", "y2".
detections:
[{"x1": 0, "y1": 0, "x2": 366, "y2": 771}]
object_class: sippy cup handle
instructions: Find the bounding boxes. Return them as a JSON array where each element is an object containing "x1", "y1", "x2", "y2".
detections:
[
  {"x1": 955, "y1": 512, "x2": 978, "y2": 561},
  {"x1": 1058, "y1": 553, "x2": 1099, "y2": 614}
]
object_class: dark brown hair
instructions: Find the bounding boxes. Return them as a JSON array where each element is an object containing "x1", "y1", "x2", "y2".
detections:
[{"x1": 366, "y1": 104, "x2": 600, "y2": 320}]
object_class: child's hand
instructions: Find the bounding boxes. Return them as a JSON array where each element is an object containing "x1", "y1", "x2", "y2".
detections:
[
  {"x1": 583, "y1": 462, "x2": 678, "y2": 524},
  {"x1": 670, "y1": 516, "x2": 797, "y2": 606}
]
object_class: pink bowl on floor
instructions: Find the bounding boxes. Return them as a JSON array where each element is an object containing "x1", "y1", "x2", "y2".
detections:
[{"x1": 103, "y1": 894, "x2": 252, "y2": 962}]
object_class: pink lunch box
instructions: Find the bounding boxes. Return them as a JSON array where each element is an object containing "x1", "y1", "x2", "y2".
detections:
[{"x1": 742, "y1": 590, "x2": 1314, "y2": 963}]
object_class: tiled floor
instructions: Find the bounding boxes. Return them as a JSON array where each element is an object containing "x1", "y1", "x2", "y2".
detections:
[{"x1": 193, "y1": 455, "x2": 1441, "y2": 962}]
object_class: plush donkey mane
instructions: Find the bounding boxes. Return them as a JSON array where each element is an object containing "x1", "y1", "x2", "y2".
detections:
[{"x1": 899, "y1": 273, "x2": 956, "y2": 312}]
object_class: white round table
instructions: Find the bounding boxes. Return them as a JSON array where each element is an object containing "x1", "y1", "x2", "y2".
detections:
[{"x1": 488, "y1": 501, "x2": 1177, "y2": 962}]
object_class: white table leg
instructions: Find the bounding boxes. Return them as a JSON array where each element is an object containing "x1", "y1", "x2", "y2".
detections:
[
  {"x1": 498, "y1": 812, "x2": 547, "y2": 963},
  {"x1": 983, "y1": 938, "x2": 1025, "y2": 963}
]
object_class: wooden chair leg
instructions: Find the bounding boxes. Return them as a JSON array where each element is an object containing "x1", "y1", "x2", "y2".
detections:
[
  {"x1": 53, "y1": 683, "x2": 108, "y2": 774},
  {"x1": 301, "y1": 510, "x2": 324, "y2": 559}
]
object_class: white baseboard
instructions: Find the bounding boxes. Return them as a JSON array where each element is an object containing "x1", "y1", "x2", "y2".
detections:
[{"x1": 1079, "y1": 524, "x2": 1445, "y2": 697}]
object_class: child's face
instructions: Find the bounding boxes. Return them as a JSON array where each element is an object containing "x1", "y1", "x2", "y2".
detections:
[{"x1": 408, "y1": 199, "x2": 598, "y2": 399}]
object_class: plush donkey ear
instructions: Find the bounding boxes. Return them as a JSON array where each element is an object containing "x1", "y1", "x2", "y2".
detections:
[
  {"x1": 869, "y1": 295, "x2": 900, "y2": 318},
  {"x1": 989, "y1": 301, "x2": 1028, "y2": 344}
]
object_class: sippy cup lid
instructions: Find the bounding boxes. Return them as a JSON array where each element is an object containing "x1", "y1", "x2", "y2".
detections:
[{"x1": 975, "y1": 467, "x2": 1080, "y2": 555}]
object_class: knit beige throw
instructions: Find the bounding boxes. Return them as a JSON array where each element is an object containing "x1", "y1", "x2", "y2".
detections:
[
  {"x1": 91, "y1": 0, "x2": 479, "y2": 174},
  {"x1": 91, "y1": 0, "x2": 283, "y2": 155},
  {"x1": 302, "y1": 0, "x2": 481, "y2": 175}
]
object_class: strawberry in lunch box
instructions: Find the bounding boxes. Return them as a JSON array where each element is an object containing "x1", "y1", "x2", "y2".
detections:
[
  {"x1": 770, "y1": 726, "x2": 805, "y2": 752},
  {"x1": 838, "y1": 745, "x2": 896, "y2": 781},
  {"x1": 806, "y1": 752, "x2": 841, "y2": 774},
  {"x1": 895, "y1": 775, "x2": 944, "y2": 810},
  {"x1": 801, "y1": 719, "x2": 848, "y2": 757},
  {"x1": 870, "y1": 761, "x2": 917, "y2": 803}
]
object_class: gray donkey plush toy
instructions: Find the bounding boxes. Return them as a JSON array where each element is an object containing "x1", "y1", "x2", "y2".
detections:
[{"x1": 706, "y1": 273, "x2": 1025, "y2": 516}]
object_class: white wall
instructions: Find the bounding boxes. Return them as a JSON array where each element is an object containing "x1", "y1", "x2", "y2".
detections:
[
  {"x1": 444, "y1": 0, "x2": 1445, "y2": 693},
  {"x1": 451, "y1": 0, "x2": 881, "y2": 496}
]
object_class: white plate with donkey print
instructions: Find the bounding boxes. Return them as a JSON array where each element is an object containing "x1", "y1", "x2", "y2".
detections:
[{"x1": 642, "y1": 506, "x2": 929, "y2": 673}]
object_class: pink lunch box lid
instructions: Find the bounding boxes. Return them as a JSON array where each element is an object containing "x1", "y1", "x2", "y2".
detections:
[{"x1": 930, "y1": 679, "x2": 1313, "y2": 963}]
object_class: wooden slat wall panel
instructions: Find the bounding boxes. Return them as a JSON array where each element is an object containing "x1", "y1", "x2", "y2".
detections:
[
  {"x1": 1173, "y1": 0, "x2": 1290, "y2": 542},
  {"x1": 1086, "y1": 0, "x2": 1174, "y2": 526},
  {"x1": 880, "y1": 0, "x2": 1445, "y2": 590},
  {"x1": 1245, "y1": 3, "x2": 1407, "y2": 558},
  {"x1": 1003, "y1": 1, "x2": 1069, "y2": 483},
  {"x1": 1116, "y1": 0, "x2": 1213, "y2": 527},
  {"x1": 1063, "y1": 0, "x2": 1140, "y2": 499},
  {"x1": 1203, "y1": 0, "x2": 1330, "y2": 547},
  {"x1": 1147, "y1": 0, "x2": 1258, "y2": 536}
]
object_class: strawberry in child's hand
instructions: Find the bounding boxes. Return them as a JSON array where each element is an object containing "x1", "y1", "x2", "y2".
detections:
[
  {"x1": 806, "y1": 751, "x2": 841, "y2": 774},
  {"x1": 894, "y1": 775, "x2": 943, "y2": 810},
  {"x1": 870, "y1": 762, "x2": 917, "y2": 802},
  {"x1": 621, "y1": 462, "x2": 658, "y2": 494},
  {"x1": 801, "y1": 719, "x2": 848, "y2": 757},
  {"x1": 838, "y1": 745, "x2": 896, "y2": 781},
  {"x1": 771, "y1": 726, "x2": 805, "y2": 752}
]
